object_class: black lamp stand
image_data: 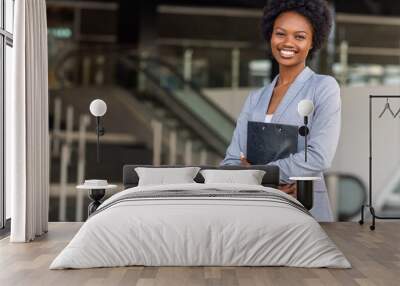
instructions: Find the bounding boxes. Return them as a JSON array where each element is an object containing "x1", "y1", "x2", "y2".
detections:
[
  {"x1": 359, "y1": 95, "x2": 400, "y2": 230},
  {"x1": 298, "y1": 116, "x2": 309, "y2": 162},
  {"x1": 293, "y1": 117, "x2": 314, "y2": 210},
  {"x1": 96, "y1": 116, "x2": 105, "y2": 163}
]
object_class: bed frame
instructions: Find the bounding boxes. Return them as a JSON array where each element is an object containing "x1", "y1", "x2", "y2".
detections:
[{"x1": 122, "y1": 165, "x2": 280, "y2": 189}]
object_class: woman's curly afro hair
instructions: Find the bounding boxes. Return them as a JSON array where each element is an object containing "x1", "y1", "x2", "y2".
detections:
[{"x1": 261, "y1": 0, "x2": 332, "y2": 57}]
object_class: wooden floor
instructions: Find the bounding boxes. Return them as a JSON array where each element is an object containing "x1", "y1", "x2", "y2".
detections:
[{"x1": 0, "y1": 222, "x2": 399, "y2": 286}]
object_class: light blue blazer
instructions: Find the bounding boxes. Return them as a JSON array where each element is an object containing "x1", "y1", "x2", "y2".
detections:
[{"x1": 221, "y1": 67, "x2": 341, "y2": 222}]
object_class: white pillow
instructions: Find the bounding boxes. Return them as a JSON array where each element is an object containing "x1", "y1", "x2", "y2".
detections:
[
  {"x1": 200, "y1": 169, "x2": 266, "y2": 185},
  {"x1": 135, "y1": 167, "x2": 201, "y2": 186}
]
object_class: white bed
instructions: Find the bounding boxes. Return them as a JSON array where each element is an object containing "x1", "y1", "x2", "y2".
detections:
[{"x1": 50, "y1": 182, "x2": 351, "y2": 269}]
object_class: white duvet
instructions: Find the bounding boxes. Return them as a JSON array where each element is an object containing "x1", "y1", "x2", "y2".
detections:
[{"x1": 50, "y1": 183, "x2": 351, "y2": 269}]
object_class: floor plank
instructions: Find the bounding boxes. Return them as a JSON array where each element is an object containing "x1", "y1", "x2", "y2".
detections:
[{"x1": 0, "y1": 222, "x2": 399, "y2": 286}]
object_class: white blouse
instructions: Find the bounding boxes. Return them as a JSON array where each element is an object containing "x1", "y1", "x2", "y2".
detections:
[{"x1": 265, "y1": 114, "x2": 273, "y2": 123}]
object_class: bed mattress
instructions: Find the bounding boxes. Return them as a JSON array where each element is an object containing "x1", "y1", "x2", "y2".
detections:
[{"x1": 50, "y1": 183, "x2": 351, "y2": 269}]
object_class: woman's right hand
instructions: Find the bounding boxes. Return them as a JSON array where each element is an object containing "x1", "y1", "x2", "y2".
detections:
[
  {"x1": 240, "y1": 152, "x2": 251, "y2": 166},
  {"x1": 278, "y1": 183, "x2": 297, "y2": 198}
]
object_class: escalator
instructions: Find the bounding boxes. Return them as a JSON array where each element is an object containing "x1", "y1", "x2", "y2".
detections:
[{"x1": 54, "y1": 48, "x2": 236, "y2": 157}]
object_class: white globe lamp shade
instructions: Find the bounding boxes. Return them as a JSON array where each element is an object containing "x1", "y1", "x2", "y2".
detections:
[
  {"x1": 297, "y1": 99, "x2": 314, "y2": 117},
  {"x1": 90, "y1": 99, "x2": 107, "y2": 117}
]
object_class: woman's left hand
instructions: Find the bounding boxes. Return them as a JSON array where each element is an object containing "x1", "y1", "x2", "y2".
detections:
[{"x1": 278, "y1": 183, "x2": 297, "y2": 198}]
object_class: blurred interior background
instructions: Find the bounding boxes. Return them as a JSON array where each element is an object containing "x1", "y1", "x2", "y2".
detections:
[{"x1": 5, "y1": 0, "x2": 400, "y2": 223}]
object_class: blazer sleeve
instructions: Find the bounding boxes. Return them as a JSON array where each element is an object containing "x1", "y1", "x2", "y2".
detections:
[
  {"x1": 268, "y1": 77, "x2": 341, "y2": 183},
  {"x1": 220, "y1": 91, "x2": 254, "y2": 165}
]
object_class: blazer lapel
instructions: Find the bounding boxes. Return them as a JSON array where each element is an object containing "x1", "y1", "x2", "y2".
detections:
[
  {"x1": 272, "y1": 67, "x2": 314, "y2": 123},
  {"x1": 252, "y1": 75, "x2": 279, "y2": 122}
]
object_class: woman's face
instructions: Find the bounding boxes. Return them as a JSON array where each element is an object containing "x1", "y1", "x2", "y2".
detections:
[{"x1": 270, "y1": 11, "x2": 314, "y2": 68}]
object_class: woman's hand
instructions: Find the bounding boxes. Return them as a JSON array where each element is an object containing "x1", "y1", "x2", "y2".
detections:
[
  {"x1": 240, "y1": 152, "x2": 251, "y2": 166},
  {"x1": 278, "y1": 183, "x2": 297, "y2": 198}
]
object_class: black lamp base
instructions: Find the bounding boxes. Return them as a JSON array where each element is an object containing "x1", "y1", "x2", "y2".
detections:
[
  {"x1": 296, "y1": 180, "x2": 314, "y2": 210},
  {"x1": 88, "y1": 189, "x2": 106, "y2": 216}
]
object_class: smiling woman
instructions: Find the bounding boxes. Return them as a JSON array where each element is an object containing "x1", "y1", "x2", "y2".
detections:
[{"x1": 221, "y1": 0, "x2": 340, "y2": 222}]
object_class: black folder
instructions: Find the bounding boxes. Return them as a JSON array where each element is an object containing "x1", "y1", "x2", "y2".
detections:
[{"x1": 246, "y1": 121, "x2": 298, "y2": 165}]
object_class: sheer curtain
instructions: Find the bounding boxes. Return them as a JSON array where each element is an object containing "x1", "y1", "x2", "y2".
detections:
[{"x1": 7, "y1": 0, "x2": 49, "y2": 242}]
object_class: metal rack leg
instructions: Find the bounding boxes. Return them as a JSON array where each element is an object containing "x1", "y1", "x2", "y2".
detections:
[
  {"x1": 359, "y1": 204, "x2": 364, "y2": 225},
  {"x1": 369, "y1": 206, "x2": 376, "y2": 231},
  {"x1": 359, "y1": 204, "x2": 400, "y2": 230}
]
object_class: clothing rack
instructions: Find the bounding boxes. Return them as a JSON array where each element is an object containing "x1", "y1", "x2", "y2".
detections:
[{"x1": 359, "y1": 95, "x2": 400, "y2": 230}]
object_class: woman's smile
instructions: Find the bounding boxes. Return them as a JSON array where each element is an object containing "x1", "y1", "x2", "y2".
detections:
[{"x1": 279, "y1": 48, "x2": 297, "y2": 59}]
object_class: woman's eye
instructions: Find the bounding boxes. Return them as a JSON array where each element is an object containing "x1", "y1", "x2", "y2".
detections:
[
  {"x1": 296, "y1": 35, "x2": 305, "y2": 40},
  {"x1": 275, "y1": 32, "x2": 285, "y2": 36}
]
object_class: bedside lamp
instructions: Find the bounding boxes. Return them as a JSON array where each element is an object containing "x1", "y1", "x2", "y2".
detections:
[
  {"x1": 291, "y1": 99, "x2": 317, "y2": 210},
  {"x1": 89, "y1": 99, "x2": 107, "y2": 163}
]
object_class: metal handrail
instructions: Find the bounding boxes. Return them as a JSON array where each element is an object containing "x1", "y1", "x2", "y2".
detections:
[{"x1": 118, "y1": 55, "x2": 232, "y2": 152}]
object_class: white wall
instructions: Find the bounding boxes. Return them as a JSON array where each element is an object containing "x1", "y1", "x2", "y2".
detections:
[
  {"x1": 331, "y1": 85, "x2": 400, "y2": 203},
  {"x1": 204, "y1": 85, "x2": 400, "y2": 203},
  {"x1": 203, "y1": 87, "x2": 252, "y2": 120}
]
